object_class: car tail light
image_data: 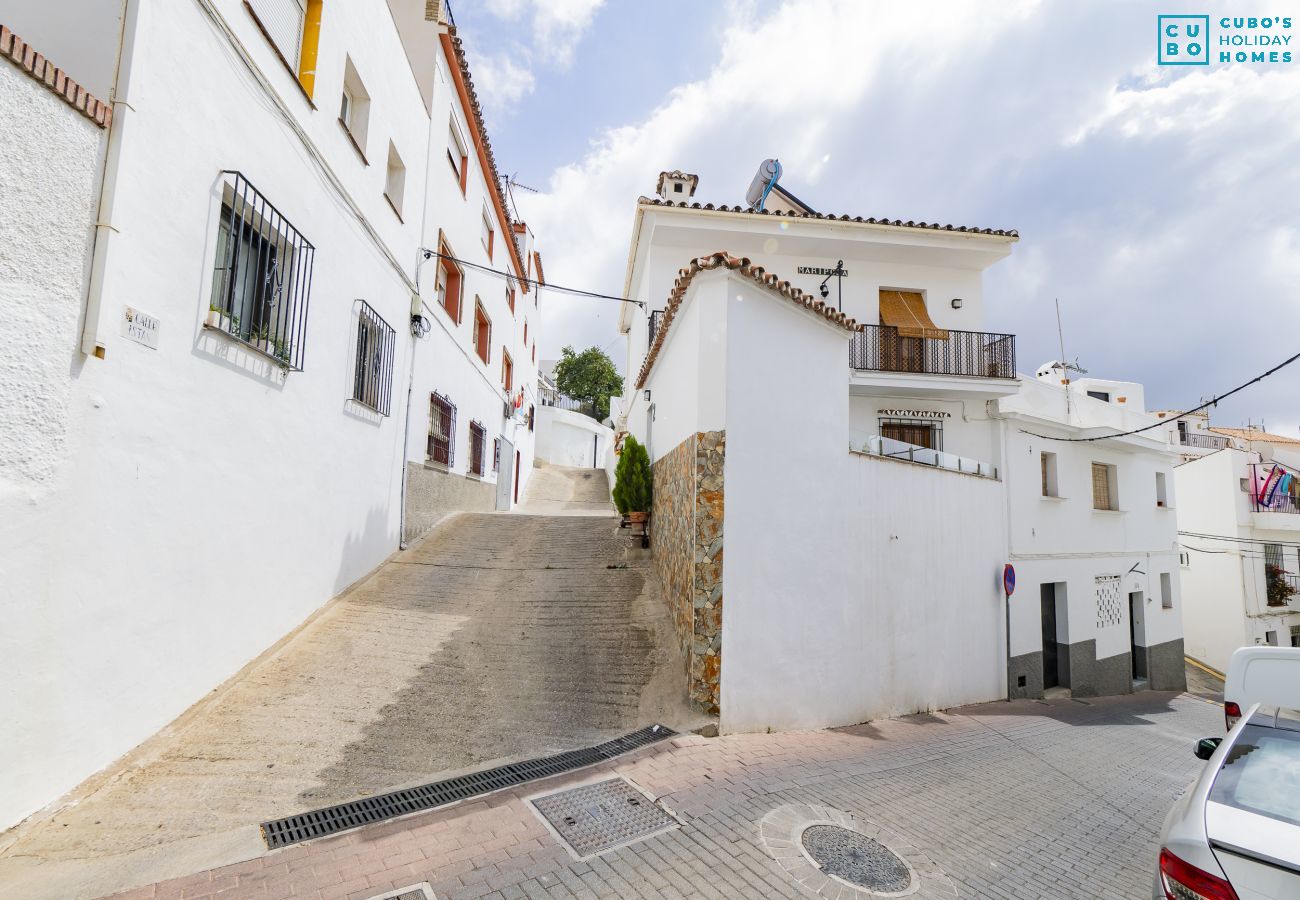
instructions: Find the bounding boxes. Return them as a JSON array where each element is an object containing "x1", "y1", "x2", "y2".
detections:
[
  {"x1": 1224, "y1": 701, "x2": 1241, "y2": 732},
  {"x1": 1159, "y1": 848, "x2": 1239, "y2": 900}
]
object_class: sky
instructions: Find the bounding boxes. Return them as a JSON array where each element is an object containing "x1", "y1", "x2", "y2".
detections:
[{"x1": 454, "y1": 0, "x2": 1300, "y2": 435}]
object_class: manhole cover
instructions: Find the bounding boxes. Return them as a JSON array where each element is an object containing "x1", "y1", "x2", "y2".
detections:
[
  {"x1": 801, "y1": 825, "x2": 912, "y2": 893},
  {"x1": 530, "y1": 777, "x2": 676, "y2": 858}
]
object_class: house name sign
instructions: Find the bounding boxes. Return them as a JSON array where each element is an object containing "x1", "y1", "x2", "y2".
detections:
[
  {"x1": 797, "y1": 265, "x2": 849, "y2": 276},
  {"x1": 878, "y1": 409, "x2": 950, "y2": 419}
]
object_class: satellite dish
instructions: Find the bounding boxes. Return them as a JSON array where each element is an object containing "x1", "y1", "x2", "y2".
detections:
[{"x1": 745, "y1": 158, "x2": 782, "y2": 210}]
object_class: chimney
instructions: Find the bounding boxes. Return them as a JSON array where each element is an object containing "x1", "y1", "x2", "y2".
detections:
[{"x1": 655, "y1": 170, "x2": 698, "y2": 201}]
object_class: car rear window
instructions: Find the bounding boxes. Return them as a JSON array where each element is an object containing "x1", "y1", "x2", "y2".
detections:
[{"x1": 1209, "y1": 724, "x2": 1300, "y2": 827}]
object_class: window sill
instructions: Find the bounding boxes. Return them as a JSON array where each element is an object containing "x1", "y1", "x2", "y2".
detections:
[
  {"x1": 423, "y1": 459, "x2": 450, "y2": 472},
  {"x1": 384, "y1": 191, "x2": 403, "y2": 222},
  {"x1": 202, "y1": 322, "x2": 292, "y2": 370},
  {"x1": 466, "y1": 472, "x2": 484, "y2": 481},
  {"x1": 1092, "y1": 508, "x2": 1125, "y2": 515},
  {"x1": 243, "y1": 1, "x2": 316, "y2": 110},
  {"x1": 1040, "y1": 495, "x2": 1067, "y2": 502},
  {"x1": 339, "y1": 119, "x2": 368, "y2": 165}
]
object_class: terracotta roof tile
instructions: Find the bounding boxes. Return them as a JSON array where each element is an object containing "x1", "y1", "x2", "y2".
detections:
[
  {"x1": 1209, "y1": 427, "x2": 1300, "y2": 446},
  {"x1": 637, "y1": 196, "x2": 1019, "y2": 237},
  {"x1": 635, "y1": 252, "x2": 858, "y2": 390}
]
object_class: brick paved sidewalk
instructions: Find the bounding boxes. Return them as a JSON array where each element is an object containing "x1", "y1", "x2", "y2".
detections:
[{"x1": 109, "y1": 692, "x2": 1220, "y2": 900}]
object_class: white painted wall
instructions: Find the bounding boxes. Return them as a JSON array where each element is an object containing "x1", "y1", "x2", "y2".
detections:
[
  {"x1": 0, "y1": 0, "x2": 542, "y2": 830},
  {"x1": 535, "y1": 406, "x2": 613, "y2": 469}
]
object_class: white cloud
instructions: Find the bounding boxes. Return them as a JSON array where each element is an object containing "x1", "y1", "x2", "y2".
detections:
[{"x1": 470, "y1": 53, "x2": 537, "y2": 113}]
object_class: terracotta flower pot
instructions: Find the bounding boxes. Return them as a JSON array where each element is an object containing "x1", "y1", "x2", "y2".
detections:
[{"x1": 627, "y1": 511, "x2": 649, "y2": 524}]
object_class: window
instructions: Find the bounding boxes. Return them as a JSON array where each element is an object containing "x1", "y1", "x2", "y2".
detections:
[
  {"x1": 502, "y1": 349, "x2": 514, "y2": 393},
  {"x1": 427, "y1": 392, "x2": 456, "y2": 466},
  {"x1": 523, "y1": 319, "x2": 528, "y2": 346},
  {"x1": 528, "y1": 403, "x2": 535, "y2": 432},
  {"x1": 506, "y1": 284, "x2": 515, "y2": 314},
  {"x1": 473, "y1": 300, "x2": 491, "y2": 365},
  {"x1": 1041, "y1": 452, "x2": 1059, "y2": 497},
  {"x1": 384, "y1": 142, "x2": 406, "y2": 218},
  {"x1": 469, "y1": 421, "x2": 486, "y2": 476},
  {"x1": 880, "y1": 419, "x2": 941, "y2": 451},
  {"x1": 493, "y1": 437, "x2": 501, "y2": 472},
  {"x1": 207, "y1": 172, "x2": 315, "y2": 370},
  {"x1": 1087, "y1": 390, "x2": 1111, "y2": 403},
  {"x1": 1092, "y1": 462, "x2": 1118, "y2": 511},
  {"x1": 481, "y1": 207, "x2": 494, "y2": 259},
  {"x1": 338, "y1": 56, "x2": 370, "y2": 158},
  {"x1": 1160, "y1": 572, "x2": 1173, "y2": 609},
  {"x1": 1180, "y1": 551, "x2": 1191, "y2": 568},
  {"x1": 351, "y1": 302, "x2": 395, "y2": 414},
  {"x1": 1155, "y1": 471, "x2": 1168, "y2": 507},
  {"x1": 434, "y1": 238, "x2": 462, "y2": 323},
  {"x1": 1266, "y1": 630, "x2": 1279, "y2": 646},
  {"x1": 447, "y1": 118, "x2": 468, "y2": 194},
  {"x1": 532, "y1": 344, "x2": 536, "y2": 363}
]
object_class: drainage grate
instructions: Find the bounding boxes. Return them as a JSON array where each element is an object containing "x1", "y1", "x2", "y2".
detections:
[
  {"x1": 801, "y1": 825, "x2": 913, "y2": 893},
  {"x1": 530, "y1": 777, "x2": 677, "y2": 858},
  {"x1": 260, "y1": 724, "x2": 676, "y2": 849}
]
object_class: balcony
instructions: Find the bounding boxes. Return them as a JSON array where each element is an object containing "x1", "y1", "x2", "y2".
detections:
[
  {"x1": 849, "y1": 325, "x2": 1016, "y2": 379},
  {"x1": 1179, "y1": 432, "x2": 1231, "y2": 450},
  {"x1": 648, "y1": 309, "x2": 663, "y2": 347}
]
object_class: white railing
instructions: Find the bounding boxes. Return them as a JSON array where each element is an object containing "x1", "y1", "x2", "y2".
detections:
[{"x1": 857, "y1": 435, "x2": 998, "y2": 479}]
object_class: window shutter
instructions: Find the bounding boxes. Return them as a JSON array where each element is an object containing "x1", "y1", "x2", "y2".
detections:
[
  {"x1": 1092, "y1": 463, "x2": 1111, "y2": 510},
  {"x1": 249, "y1": 0, "x2": 305, "y2": 69}
]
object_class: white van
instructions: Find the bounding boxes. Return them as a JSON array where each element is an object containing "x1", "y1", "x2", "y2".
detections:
[{"x1": 1223, "y1": 646, "x2": 1300, "y2": 731}]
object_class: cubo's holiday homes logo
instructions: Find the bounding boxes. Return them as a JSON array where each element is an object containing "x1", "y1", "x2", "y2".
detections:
[{"x1": 1159, "y1": 15, "x2": 1294, "y2": 66}]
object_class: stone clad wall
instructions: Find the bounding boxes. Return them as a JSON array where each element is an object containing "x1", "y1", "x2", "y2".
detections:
[{"x1": 650, "y1": 431, "x2": 724, "y2": 715}]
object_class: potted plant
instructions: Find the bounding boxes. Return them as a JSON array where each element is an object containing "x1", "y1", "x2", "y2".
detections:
[
  {"x1": 613, "y1": 435, "x2": 652, "y2": 523},
  {"x1": 206, "y1": 302, "x2": 231, "y2": 332},
  {"x1": 272, "y1": 337, "x2": 292, "y2": 366}
]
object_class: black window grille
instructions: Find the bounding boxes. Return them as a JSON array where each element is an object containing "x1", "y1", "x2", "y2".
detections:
[
  {"x1": 493, "y1": 437, "x2": 501, "y2": 471},
  {"x1": 208, "y1": 171, "x2": 315, "y2": 370},
  {"x1": 428, "y1": 392, "x2": 456, "y2": 466},
  {"x1": 469, "y1": 421, "x2": 486, "y2": 476},
  {"x1": 352, "y1": 301, "x2": 396, "y2": 415}
]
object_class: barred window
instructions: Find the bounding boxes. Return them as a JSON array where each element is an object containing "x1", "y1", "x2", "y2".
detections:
[
  {"x1": 208, "y1": 172, "x2": 315, "y2": 370},
  {"x1": 428, "y1": 392, "x2": 456, "y2": 466},
  {"x1": 469, "y1": 421, "x2": 486, "y2": 476},
  {"x1": 352, "y1": 301, "x2": 395, "y2": 415}
]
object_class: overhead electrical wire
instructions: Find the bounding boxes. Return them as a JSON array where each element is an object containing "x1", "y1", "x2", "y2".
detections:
[
  {"x1": 422, "y1": 250, "x2": 644, "y2": 308},
  {"x1": 1179, "y1": 531, "x2": 1300, "y2": 549},
  {"x1": 1021, "y1": 345, "x2": 1300, "y2": 443}
]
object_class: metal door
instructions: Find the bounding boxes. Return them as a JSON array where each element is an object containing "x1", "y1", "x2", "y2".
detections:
[
  {"x1": 1041, "y1": 585, "x2": 1059, "y2": 690},
  {"x1": 496, "y1": 436, "x2": 514, "y2": 510}
]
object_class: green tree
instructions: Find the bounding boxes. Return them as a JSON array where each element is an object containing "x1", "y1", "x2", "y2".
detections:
[
  {"x1": 553, "y1": 345, "x2": 623, "y2": 421},
  {"x1": 612, "y1": 435, "x2": 652, "y2": 515}
]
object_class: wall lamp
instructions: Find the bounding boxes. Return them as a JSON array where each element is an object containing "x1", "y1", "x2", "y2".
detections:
[
  {"x1": 951, "y1": 298, "x2": 963, "y2": 309},
  {"x1": 643, "y1": 389, "x2": 652, "y2": 401}
]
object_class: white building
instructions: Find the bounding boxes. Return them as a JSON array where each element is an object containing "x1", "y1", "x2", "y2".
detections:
[
  {"x1": 0, "y1": 0, "x2": 541, "y2": 832},
  {"x1": 998, "y1": 369, "x2": 1187, "y2": 699},
  {"x1": 1173, "y1": 426, "x2": 1300, "y2": 671},
  {"x1": 614, "y1": 166, "x2": 1184, "y2": 732}
]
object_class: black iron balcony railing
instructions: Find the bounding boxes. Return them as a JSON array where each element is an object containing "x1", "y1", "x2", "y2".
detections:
[
  {"x1": 850, "y1": 325, "x2": 1016, "y2": 379},
  {"x1": 1180, "y1": 432, "x2": 1232, "y2": 450},
  {"x1": 648, "y1": 309, "x2": 663, "y2": 348}
]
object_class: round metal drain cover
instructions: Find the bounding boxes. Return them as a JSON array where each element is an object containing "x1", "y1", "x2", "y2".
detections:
[{"x1": 801, "y1": 825, "x2": 912, "y2": 893}]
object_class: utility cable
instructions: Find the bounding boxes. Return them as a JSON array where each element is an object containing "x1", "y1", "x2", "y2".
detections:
[
  {"x1": 423, "y1": 250, "x2": 644, "y2": 308},
  {"x1": 1021, "y1": 346, "x2": 1300, "y2": 443}
]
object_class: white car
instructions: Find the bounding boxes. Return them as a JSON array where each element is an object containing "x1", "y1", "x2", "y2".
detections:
[
  {"x1": 1154, "y1": 704, "x2": 1300, "y2": 899},
  {"x1": 1224, "y1": 646, "x2": 1300, "y2": 732}
]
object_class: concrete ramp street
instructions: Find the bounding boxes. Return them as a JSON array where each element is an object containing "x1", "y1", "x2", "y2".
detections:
[
  {"x1": 518, "y1": 460, "x2": 617, "y2": 515},
  {"x1": 0, "y1": 464, "x2": 702, "y2": 900}
]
